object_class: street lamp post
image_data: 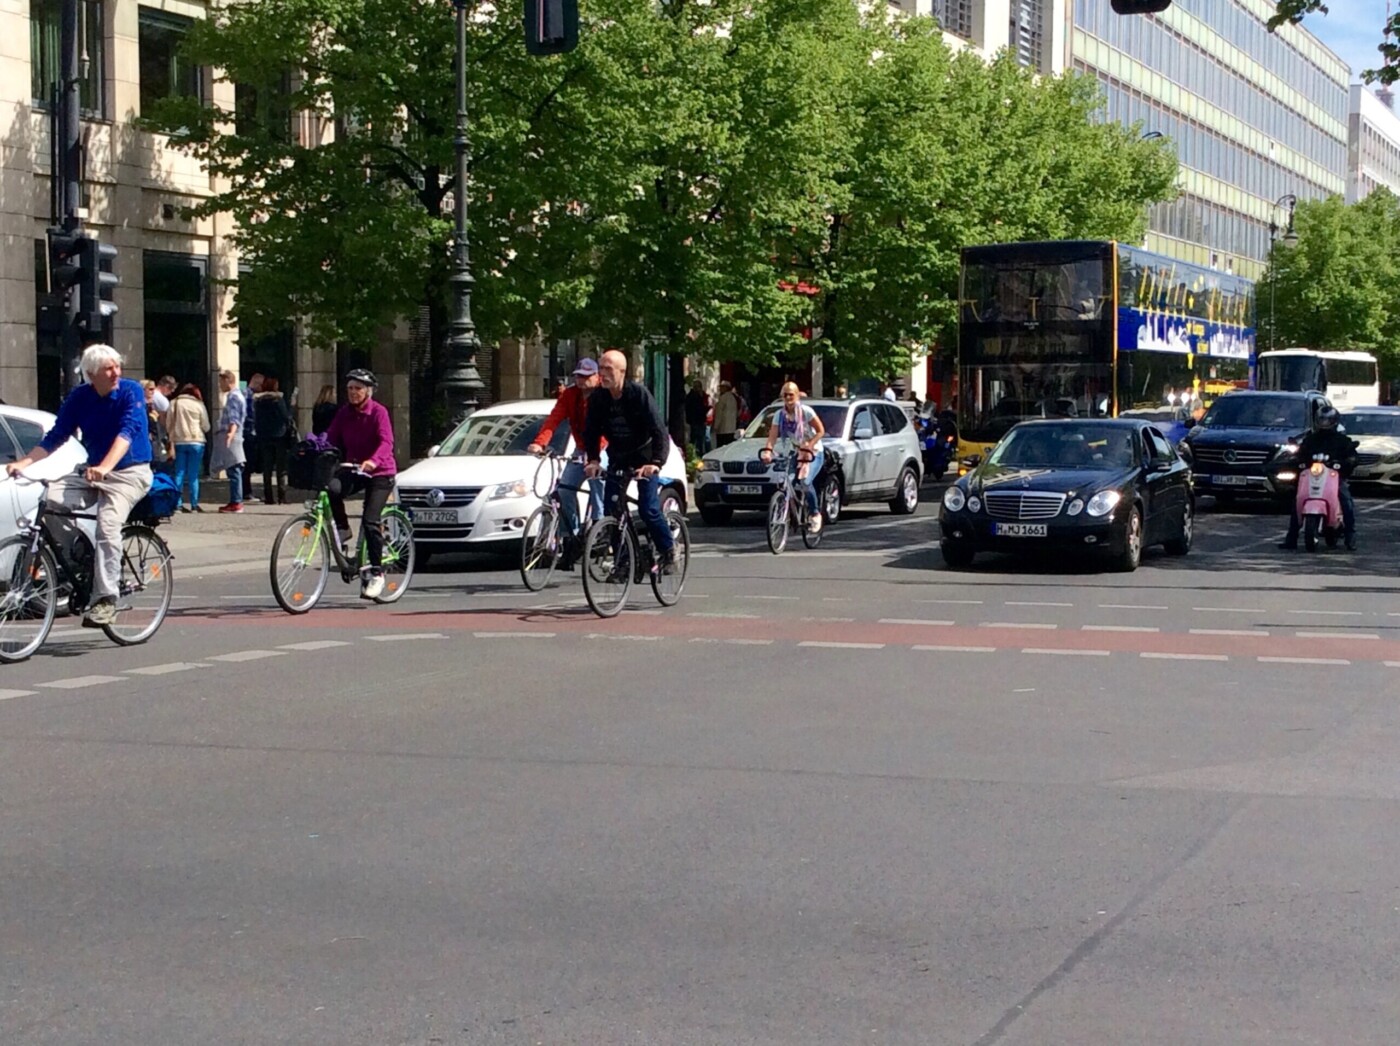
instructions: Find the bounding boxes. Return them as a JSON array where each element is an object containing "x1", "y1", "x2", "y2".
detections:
[
  {"x1": 435, "y1": 0, "x2": 487, "y2": 432},
  {"x1": 1267, "y1": 193, "x2": 1298, "y2": 351}
]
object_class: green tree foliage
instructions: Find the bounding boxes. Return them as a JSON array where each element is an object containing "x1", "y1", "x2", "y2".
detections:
[
  {"x1": 1258, "y1": 192, "x2": 1400, "y2": 364},
  {"x1": 1269, "y1": 0, "x2": 1399, "y2": 85}
]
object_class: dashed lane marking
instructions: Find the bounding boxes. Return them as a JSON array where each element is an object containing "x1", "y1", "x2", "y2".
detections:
[
  {"x1": 279, "y1": 640, "x2": 353, "y2": 651},
  {"x1": 1386, "y1": 661, "x2": 1400, "y2": 668},
  {"x1": 980, "y1": 622, "x2": 1057, "y2": 630},
  {"x1": 1258, "y1": 656, "x2": 1352, "y2": 666},
  {"x1": 913, "y1": 645, "x2": 995, "y2": 653},
  {"x1": 209, "y1": 650, "x2": 288, "y2": 662},
  {"x1": 586, "y1": 633, "x2": 665, "y2": 641},
  {"x1": 473, "y1": 632, "x2": 556, "y2": 639},
  {"x1": 1142, "y1": 652, "x2": 1229, "y2": 661},
  {"x1": 0, "y1": 689, "x2": 38, "y2": 700},
  {"x1": 798, "y1": 640, "x2": 886, "y2": 650},
  {"x1": 1193, "y1": 607, "x2": 1267, "y2": 614},
  {"x1": 739, "y1": 595, "x2": 799, "y2": 601},
  {"x1": 800, "y1": 617, "x2": 856, "y2": 623},
  {"x1": 38, "y1": 675, "x2": 125, "y2": 689},
  {"x1": 1023, "y1": 648, "x2": 1111, "y2": 657},
  {"x1": 1083, "y1": 625, "x2": 1160, "y2": 633},
  {"x1": 1190, "y1": 628, "x2": 1269, "y2": 637},
  {"x1": 1289, "y1": 609, "x2": 1365, "y2": 616},
  {"x1": 1295, "y1": 631, "x2": 1380, "y2": 640},
  {"x1": 917, "y1": 599, "x2": 984, "y2": 605},
  {"x1": 1007, "y1": 601, "x2": 1073, "y2": 607},
  {"x1": 1100, "y1": 604, "x2": 1168, "y2": 611},
  {"x1": 689, "y1": 637, "x2": 774, "y2": 646},
  {"x1": 687, "y1": 612, "x2": 760, "y2": 620},
  {"x1": 364, "y1": 633, "x2": 448, "y2": 642},
  {"x1": 125, "y1": 662, "x2": 210, "y2": 676},
  {"x1": 878, "y1": 618, "x2": 956, "y2": 626}
]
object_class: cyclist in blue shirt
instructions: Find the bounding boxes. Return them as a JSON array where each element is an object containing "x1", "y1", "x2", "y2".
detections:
[{"x1": 6, "y1": 345, "x2": 153, "y2": 627}]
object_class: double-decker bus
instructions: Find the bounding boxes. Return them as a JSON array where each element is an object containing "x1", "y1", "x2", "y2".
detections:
[{"x1": 957, "y1": 240, "x2": 1256, "y2": 454}]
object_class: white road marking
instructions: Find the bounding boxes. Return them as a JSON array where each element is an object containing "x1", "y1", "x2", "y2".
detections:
[
  {"x1": 1386, "y1": 661, "x2": 1400, "y2": 668},
  {"x1": 1288, "y1": 609, "x2": 1365, "y2": 616},
  {"x1": 1141, "y1": 652, "x2": 1229, "y2": 661},
  {"x1": 689, "y1": 637, "x2": 774, "y2": 646},
  {"x1": 1083, "y1": 625, "x2": 1160, "y2": 633},
  {"x1": 0, "y1": 689, "x2": 38, "y2": 700},
  {"x1": 208, "y1": 650, "x2": 288, "y2": 662},
  {"x1": 1295, "y1": 631, "x2": 1380, "y2": 641},
  {"x1": 125, "y1": 662, "x2": 209, "y2": 676},
  {"x1": 1190, "y1": 628, "x2": 1269, "y2": 637},
  {"x1": 913, "y1": 644, "x2": 995, "y2": 653},
  {"x1": 1192, "y1": 607, "x2": 1266, "y2": 614},
  {"x1": 279, "y1": 640, "x2": 353, "y2": 651},
  {"x1": 687, "y1": 612, "x2": 760, "y2": 620},
  {"x1": 800, "y1": 617, "x2": 856, "y2": 623},
  {"x1": 364, "y1": 633, "x2": 447, "y2": 642},
  {"x1": 878, "y1": 618, "x2": 956, "y2": 626},
  {"x1": 1022, "y1": 648, "x2": 1111, "y2": 657},
  {"x1": 739, "y1": 595, "x2": 799, "y2": 601},
  {"x1": 1100, "y1": 603, "x2": 1168, "y2": 610},
  {"x1": 917, "y1": 599, "x2": 984, "y2": 605},
  {"x1": 472, "y1": 632, "x2": 556, "y2": 639},
  {"x1": 798, "y1": 641, "x2": 885, "y2": 650},
  {"x1": 1257, "y1": 656, "x2": 1351, "y2": 666},
  {"x1": 38, "y1": 675, "x2": 124, "y2": 689},
  {"x1": 821, "y1": 597, "x2": 849, "y2": 603},
  {"x1": 586, "y1": 633, "x2": 665, "y2": 641},
  {"x1": 1007, "y1": 601, "x2": 1073, "y2": 607},
  {"x1": 48, "y1": 628, "x2": 91, "y2": 639},
  {"x1": 980, "y1": 622, "x2": 1058, "y2": 630}
]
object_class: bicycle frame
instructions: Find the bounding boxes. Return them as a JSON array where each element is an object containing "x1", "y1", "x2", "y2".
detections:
[
  {"x1": 602, "y1": 467, "x2": 663, "y2": 582},
  {"x1": 12, "y1": 480, "x2": 105, "y2": 612}
]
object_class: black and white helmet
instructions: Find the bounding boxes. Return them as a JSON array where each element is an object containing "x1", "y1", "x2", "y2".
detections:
[
  {"x1": 1317, "y1": 405, "x2": 1340, "y2": 430},
  {"x1": 345, "y1": 368, "x2": 378, "y2": 388}
]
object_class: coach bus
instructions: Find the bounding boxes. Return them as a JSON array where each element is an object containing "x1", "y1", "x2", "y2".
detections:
[
  {"x1": 957, "y1": 240, "x2": 1256, "y2": 455},
  {"x1": 1255, "y1": 348, "x2": 1380, "y2": 407}
]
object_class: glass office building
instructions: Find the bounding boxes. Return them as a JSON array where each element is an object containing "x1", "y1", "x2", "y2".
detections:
[{"x1": 1070, "y1": 0, "x2": 1349, "y2": 278}]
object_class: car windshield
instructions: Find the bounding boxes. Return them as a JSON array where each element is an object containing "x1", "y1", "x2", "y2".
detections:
[
  {"x1": 742, "y1": 403, "x2": 849, "y2": 439},
  {"x1": 437, "y1": 414, "x2": 569, "y2": 456},
  {"x1": 1342, "y1": 412, "x2": 1400, "y2": 436},
  {"x1": 989, "y1": 425, "x2": 1137, "y2": 469},
  {"x1": 1200, "y1": 396, "x2": 1307, "y2": 429}
]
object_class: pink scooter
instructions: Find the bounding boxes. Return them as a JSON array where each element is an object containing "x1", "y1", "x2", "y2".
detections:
[{"x1": 1296, "y1": 453, "x2": 1343, "y2": 552}]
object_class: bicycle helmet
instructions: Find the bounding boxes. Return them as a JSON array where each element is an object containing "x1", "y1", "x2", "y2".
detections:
[
  {"x1": 345, "y1": 368, "x2": 378, "y2": 388},
  {"x1": 1316, "y1": 405, "x2": 1339, "y2": 430}
]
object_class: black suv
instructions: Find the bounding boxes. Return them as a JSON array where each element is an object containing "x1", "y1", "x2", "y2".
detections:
[{"x1": 1181, "y1": 390, "x2": 1331, "y2": 502}]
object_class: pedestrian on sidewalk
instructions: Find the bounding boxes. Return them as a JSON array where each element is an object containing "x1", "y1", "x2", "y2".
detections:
[
  {"x1": 241, "y1": 373, "x2": 263, "y2": 502},
  {"x1": 141, "y1": 380, "x2": 172, "y2": 472},
  {"x1": 168, "y1": 382, "x2": 211, "y2": 512},
  {"x1": 254, "y1": 377, "x2": 294, "y2": 504},
  {"x1": 713, "y1": 381, "x2": 740, "y2": 447},
  {"x1": 685, "y1": 379, "x2": 710, "y2": 456},
  {"x1": 311, "y1": 384, "x2": 337, "y2": 435},
  {"x1": 213, "y1": 370, "x2": 247, "y2": 513}
]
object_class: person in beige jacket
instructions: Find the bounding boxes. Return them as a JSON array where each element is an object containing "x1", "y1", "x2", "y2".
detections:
[{"x1": 167, "y1": 383, "x2": 212, "y2": 512}]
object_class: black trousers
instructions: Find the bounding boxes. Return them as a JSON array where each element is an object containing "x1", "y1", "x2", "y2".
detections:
[
  {"x1": 328, "y1": 473, "x2": 394, "y2": 567},
  {"x1": 258, "y1": 438, "x2": 291, "y2": 503}
]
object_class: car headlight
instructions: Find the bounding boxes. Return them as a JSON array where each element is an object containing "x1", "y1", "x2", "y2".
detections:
[
  {"x1": 490, "y1": 480, "x2": 529, "y2": 500},
  {"x1": 966, "y1": 495, "x2": 981, "y2": 513},
  {"x1": 1066, "y1": 498, "x2": 1085, "y2": 516},
  {"x1": 1086, "y1": 490, "x2": 1121, "y2": 517},
  {"x1": 943, "y1": 486, "x2": 966, "y2": 512},
  {"x1": 701, "y1": 458, "x2": 719, "y2": 472},
  {"x1": 1384, "y1": 452, "x2": 1400, "y2": 465},
  {"x1": 1273, "y1": 443, "x2": 1300, "y2": 460}
]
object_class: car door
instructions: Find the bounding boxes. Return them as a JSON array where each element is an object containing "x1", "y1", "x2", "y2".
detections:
[
  {"x1": 0, "y1": 418, "x2": 34, "y2": 539},
  {"x1": 846, "y1": 404, "x2": 882, "y2": 496},
  {"x1": 875, "y1": 404, "x2": 912, "y2": 491},
  {"x1": 1142, "y1": 426, "x2": 1184, "y2": 542}
]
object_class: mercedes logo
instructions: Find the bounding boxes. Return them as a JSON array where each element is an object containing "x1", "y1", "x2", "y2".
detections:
[
  {"x1": 426, "y1": 488, "x2": 446, "y2": 508},
  {"x1": 1223, "y1": 449, "x2": 1237, "y2": 464}
]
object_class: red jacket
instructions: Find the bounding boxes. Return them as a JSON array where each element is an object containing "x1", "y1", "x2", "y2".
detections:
[{"x1": 534, "y1": 385, "x2": 602, "y2": 452}]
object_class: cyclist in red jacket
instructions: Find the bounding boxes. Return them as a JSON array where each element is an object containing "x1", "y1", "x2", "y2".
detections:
[{"x1": 528, "y1": 358, "x2": 605, "y2": 566}]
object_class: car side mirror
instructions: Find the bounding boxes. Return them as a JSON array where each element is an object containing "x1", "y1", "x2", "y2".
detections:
[
  {"x1": 853, "y1": 424, "x2": 874, "y2": 441},
  {"x1": 426, "y1": 444, "x2": 440, "y2": 458}
]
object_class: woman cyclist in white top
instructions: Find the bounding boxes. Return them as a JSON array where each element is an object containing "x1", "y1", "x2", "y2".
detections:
[{"x1": 758, "y1": 382, "x2": 826, "y2": 532}]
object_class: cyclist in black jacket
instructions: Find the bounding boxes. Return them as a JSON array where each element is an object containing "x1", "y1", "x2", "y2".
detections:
[
  {"x1": 583, "y1": 350, "x2": 676, "y2": 567},
  {"x1": 1279, "y1": 406, "x2": 1359, "y2": 551}
]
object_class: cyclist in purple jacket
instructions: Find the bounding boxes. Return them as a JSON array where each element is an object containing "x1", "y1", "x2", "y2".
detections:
[{"x1": 324, "y1": 369, "x2": 397, "y2": 599}]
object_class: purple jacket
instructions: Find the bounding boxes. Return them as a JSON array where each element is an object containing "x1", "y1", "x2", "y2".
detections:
[{"x1": 326, "y1": 399, "x2": 397, "y2": 477}]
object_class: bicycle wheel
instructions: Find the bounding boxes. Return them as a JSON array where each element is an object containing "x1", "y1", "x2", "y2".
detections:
[
  {"x1": 103, "y1": 525, "x2": 173, "y2": 646},
  {"x1": 582, "y1": 517, "x2": 634, "y2": 618},
  {"x1": 0, "y1": 536, "x2": 57, "y2": 663},
  {"x1": 520, "y1": 503, "x2": 560, "y2": 592},
  {"x1": 766, "y1": 490, "x2": 790, "y2": 554},
  {"x1": 373, "y1": 508, "x2": 416, "y2": 604},
  {"x1": 650, "y1": 511, "x2": 690, "y2": 607},
  {"x1": 270, "y1": 513, "x2": 331, "y2": 614},
  {"x1": 801, "y1": 491, "x2": 824, "y2": 549}
]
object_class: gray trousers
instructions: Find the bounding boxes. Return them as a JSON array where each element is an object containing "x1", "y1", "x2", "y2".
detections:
[{"x1": 46, "y1": 464, "x2": 153, "y2": 601}]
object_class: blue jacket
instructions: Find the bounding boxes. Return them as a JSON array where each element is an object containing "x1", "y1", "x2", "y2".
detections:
[{"x1": 40, "y1": 378, "x2": 153, "y2": 469}]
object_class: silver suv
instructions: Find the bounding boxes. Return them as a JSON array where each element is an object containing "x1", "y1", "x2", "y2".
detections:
[{"x1": 695, "y1": 398, "x2": 923, "y2": 525}]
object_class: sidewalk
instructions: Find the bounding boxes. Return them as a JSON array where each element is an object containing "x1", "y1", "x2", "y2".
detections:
[{"x1": 160, "y1": 494, "x2": 298, "y2": 577}]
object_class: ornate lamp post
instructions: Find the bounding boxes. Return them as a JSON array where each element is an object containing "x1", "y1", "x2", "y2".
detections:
[
  {"x1": 435, "y1": 0, "x2": 487, "y2": 432},
  {"x1": 1267, "y1": 193, "x2": 1298, "y2": 351}
]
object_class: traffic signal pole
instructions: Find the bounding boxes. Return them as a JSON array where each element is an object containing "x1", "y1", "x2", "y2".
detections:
[{"x1": 58, "y1": 0, "x2": 82, "y2": 394}]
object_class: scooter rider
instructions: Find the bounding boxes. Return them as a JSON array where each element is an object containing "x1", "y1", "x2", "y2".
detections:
[{"x1": 1279, "y1": 406, "x2": 1358, "y2": 551}]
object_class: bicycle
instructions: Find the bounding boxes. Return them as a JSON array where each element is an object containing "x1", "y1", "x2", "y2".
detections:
[
  {"x1": 0, "y1": 470, "x2": 174, "y2": 662},
  {"x1": 269, "y1": 457, "x2": 416, "y2": 614},
  {"x1": 519, "y1": 449, "x2": 601, "y2": 592},
  {"x1": 765, "y1": 446, "x2": 823, "y2": 554},
  {"x1": 580, "y1": 467, "x2": 691, "y2": 619}
]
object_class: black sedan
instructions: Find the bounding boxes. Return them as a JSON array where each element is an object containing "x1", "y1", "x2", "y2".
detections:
[{"x1": 938, "y1": 419, "x2": 1193, "y2": 572}]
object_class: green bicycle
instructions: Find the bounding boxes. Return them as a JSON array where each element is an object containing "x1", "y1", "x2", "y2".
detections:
[{"x1": 269, "y1": 463, "x2": 416, "y2": 614}]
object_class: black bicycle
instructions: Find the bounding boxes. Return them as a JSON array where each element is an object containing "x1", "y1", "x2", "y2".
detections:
[
  {"x1": 519, "y1": 450, "x2": 600, "y2": 592},
  {"x1": 766, "y1": 446, "x2": 823, "y2": 554},
  {"x1": 0, "y1": 471, "x2": 174, "y2": 661},
  {"x1": 581, "y1": 467, "x2": 691, "y2": 618}
]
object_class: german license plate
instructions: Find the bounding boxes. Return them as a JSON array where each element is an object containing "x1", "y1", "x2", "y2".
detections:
[
  {"x1": 725, "y1": 484, "x2": 762, "y2": 495},
  {"x1": 414, "y1": 508, "x2": 460, "y2": 524},
  {"x1": 994, "y1": 523, "x2": 1047, "y2": 537},
  {"x1": 1213, "y1": 474, "x2": 1248, "y2": 486}
]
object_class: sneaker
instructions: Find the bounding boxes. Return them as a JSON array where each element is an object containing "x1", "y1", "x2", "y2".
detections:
[
  {"x1": 218, "y1": 503, "x2": 244, "y2": 513},
  {"x1": 179, "y1": 505, "x2": 191, "y2": 514},
  {"x1": 82, "y1": 598, "x2": 116, "y2": 628},
  {"x1": 361, "y1": 570, "x2": 386, "y2": 600},
  {"x1": 656, "y1": 549, "x2": 677, "y2": 575},
  {"x1": 809, "y1": 513, "x2": 823, "y2": 533},
  {"x1": 194, "y1": 505, "x2": 206, "y2": 513}
]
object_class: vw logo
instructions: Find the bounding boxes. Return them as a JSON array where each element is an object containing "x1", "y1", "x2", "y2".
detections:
[
  {"x1": 426, "y1": 488, "x2": 446, "y2": 508},
  {"x1": 1223, "y1": 449, "x2": 1237, "y2": 464}
]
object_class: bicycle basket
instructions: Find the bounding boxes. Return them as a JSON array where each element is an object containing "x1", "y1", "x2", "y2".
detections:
[
  {"x1": 129, "y1": 471, "x2": 180, "y2": 522},
  {"x1": 289, "y1": 444, "x2": 342, "y2": 492}
]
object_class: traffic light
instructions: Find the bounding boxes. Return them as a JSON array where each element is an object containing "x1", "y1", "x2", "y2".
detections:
[
  {"x1": 524, "y1": 0, "x2": 578, "y2": 55},
  {"x1": 1111, "y1": 0, "x2": 1170, "y2": 12},
  {"x1": 77, "y1": 234, "x2": 119, "y2": 336},
  {"x1": 45, "y1": 226, "x2": 84, "y2": 299}
]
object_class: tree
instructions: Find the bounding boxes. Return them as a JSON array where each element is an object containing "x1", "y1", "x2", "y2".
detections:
[
  {"x1": 1257, "y1": 191, "x2": 1400, "y2": 362},
  {"x1": 1269, "y1": 0, "x2": 1399, "y2": 85}
]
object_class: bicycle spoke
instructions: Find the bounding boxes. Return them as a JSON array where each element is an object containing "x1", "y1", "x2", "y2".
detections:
[
  {"x1": 0, "y1": 537, "x2": 57, "y2": 662},
  {"x1": 271, "y1": 513, "x2": 330, "y2": 614},
  {"x1": 373, "y1": 509, "x2": 415, "y2": 603},
  {"x1": 103, "y1": 526, "x2": 173, "y2": 645}
]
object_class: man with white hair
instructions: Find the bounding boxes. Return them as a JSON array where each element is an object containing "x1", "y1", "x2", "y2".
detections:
[{"x1": 6, "y1": 344, "x2": 153, "y2": 627}]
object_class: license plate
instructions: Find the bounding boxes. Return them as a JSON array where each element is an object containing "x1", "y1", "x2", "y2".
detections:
[
  {"x1": 413, "y1": 508, "x2": 460, "y2": 524},
  {"x1": 725, "y1": 484, "x2": 763, "y2": 495},
  {"x1": 1212, "y1": 474, "x2": 1248, "y2": 486},
  {"x1": 994, "y1": 523, "x2": 1047, "y2": 537}
]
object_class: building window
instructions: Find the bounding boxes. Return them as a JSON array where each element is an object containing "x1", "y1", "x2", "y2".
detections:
[
  {"x1": 143, "y1": 251, "x2": 208, "y2": 389},
  {"x1": 30, "y1": 0, "x2": 104, "y2": 116},
  {"x1": 139, "y1": 8, "x2": 200, "y2": 113}
]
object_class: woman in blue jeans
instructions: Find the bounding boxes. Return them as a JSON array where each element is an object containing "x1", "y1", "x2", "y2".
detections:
[
  {"x1": 759, "y1": 381, "x2": 827, "y2": 531},
  {"x1": 167, "y1": 383, "x2": 211, "y2": 511}
]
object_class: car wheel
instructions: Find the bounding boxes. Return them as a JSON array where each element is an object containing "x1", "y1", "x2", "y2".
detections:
[
  {"x1": 698, "y1": 504, "x2": 733, "y2": 526},
  {"x1": 889, "y1": 466, "x2": 919, "y2": 514},
  {"x1": 660, "y1": 485, "x2": 685, "y2": 518},
  {"x1": 1113, "y1": 507, "x2": 1143, "y2": 572},
  {"x1": 941, "y1": 541, "x2": 975, "y2": 568},
  {"x1": 1164, "y1": 499, "x2": 1193, "y2": 556},
  {"x1": 820, "y1": 474, "x2": 842, "y2": 524}
]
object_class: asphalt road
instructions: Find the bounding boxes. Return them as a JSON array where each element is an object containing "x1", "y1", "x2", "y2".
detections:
[{"x1": 2, "y1": 488, "x2": 1399, "y2": 1044}]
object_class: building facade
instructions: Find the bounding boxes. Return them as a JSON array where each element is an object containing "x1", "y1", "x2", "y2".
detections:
[{"x1": 1347, "y1": 84, "x2": 1400, "y2": 203}]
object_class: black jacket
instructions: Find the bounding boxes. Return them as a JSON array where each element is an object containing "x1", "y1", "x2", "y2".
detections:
[
  {"x1": 584, "y1": 382, "x2": 670, "y2": 470},
  {"x1": 254, "y1": 391, "x2": 294, "y2": 441},
  {"x1": 311, "y1": 401, "x2": 338, "y2": 436},
  {"x1": 1297, "y1": 428, "x2": 1358, "y2": 477}
]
